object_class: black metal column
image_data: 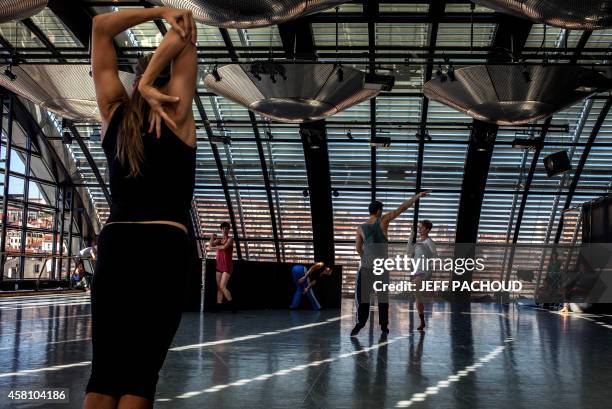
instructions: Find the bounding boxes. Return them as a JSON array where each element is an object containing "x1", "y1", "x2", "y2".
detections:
[
  {"x1": 0, "y1": 95, "x2": 12, "y2": 280},
  {"x1": 18, "y1": 117, "x2": 33, "y2": 278},
  {"x1": 300, "y1": 121, "x2": 335, "y2": 265},
  {"x1": 279, "y1": 17, "x2": 335, "y2": 265}
]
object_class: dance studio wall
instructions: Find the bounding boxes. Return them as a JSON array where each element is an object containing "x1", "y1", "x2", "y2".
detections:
[{"x1": 203, "y1": 260, "x2": 342, "y2": 311}]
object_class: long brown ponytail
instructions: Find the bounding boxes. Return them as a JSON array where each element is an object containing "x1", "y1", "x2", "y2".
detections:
[{"x1": 118, "y1": 53, "x2": 171, "y2": 177}]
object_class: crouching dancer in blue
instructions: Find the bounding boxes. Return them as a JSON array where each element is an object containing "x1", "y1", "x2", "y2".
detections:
[{"x1": 290, "y1": 262, "x2": 332, "y2": 310}]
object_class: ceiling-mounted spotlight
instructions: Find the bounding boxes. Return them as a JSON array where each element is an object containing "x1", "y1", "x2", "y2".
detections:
[
  {"x1": 301, "y1": 128, "x2": 325, "y2": 149},
  {"x1": 436, "y1": 65, "x2": 447, "y2": 83},
  {"x1": 471, "y1": 126, "x2": 496, "y2": 152},
  {"x1": 90, "y1": 126, "x2": 101, "y2": 143},
  {"x1": 522, "y1": 64, "x2": 531, "y2": 83},
  {"x1": 346, "y1": 129, "x2": 353, "y2": 140},
  {"x1": 3, "y1": 66, "x2": 16, "y2": 81},
  {"x1": 363, "y1": 72, "x2": 395, "y2": 91},
  {"x1": 416, "y1": 131, "x2": 431, "y2": 141},
  {"x1": 62, "y1": 131, "x2": 73, "y2": 144},
  {"x1": 337, "y1": 65, "x2": 344, "y2": 82},
  {"x1": 250, "y1": 61, "x2": 287, "y2": 84},
  {"x1": 447, "y1": 65, "x2": 456, "y2": 82},
  {"x1": 302, "y1": 188, "x2": 309, "y2": 197},
  {"x1": 212, "y1": 64, "x2": 222, "y2": 82},
  {"x1": 544, "y1": 150, "x2": 572, "y2": 177},
  {"x1": 370, "y1": 136, "x2": 391, "y2": 148},
  {"x1": 332, "y1": 189, "x2": 340, "y2": 197},
  {"x1": 512, "y1": 137, "x2": 540, "y2": 150},
  {"x1": 210, "y1": 134, "x2": 231, "y2": 145}
]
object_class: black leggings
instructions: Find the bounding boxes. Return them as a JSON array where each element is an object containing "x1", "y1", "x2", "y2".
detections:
[
  {"x1": 86, "y1": 223, "x2": 189, "y2": 400},
  {"x1": 354, "y1": 266, "x2": 389, "y2": 328}
]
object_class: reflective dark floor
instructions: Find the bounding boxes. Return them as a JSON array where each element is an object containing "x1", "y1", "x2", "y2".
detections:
[{"x1": 1, "y1": 293, "x2": 612, "y2": 408}]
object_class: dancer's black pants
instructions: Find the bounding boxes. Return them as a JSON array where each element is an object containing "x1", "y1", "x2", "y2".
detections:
[
  {"x1": 86, "y1": 223, "x2": 189, "y2": 400},
  {"x1": 354, "y1": 266, "x2": 389, "y2": 328}
]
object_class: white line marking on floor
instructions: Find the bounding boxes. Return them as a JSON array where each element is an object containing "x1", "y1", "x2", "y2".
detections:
[
  {"x1": 0, "y1": 301, "x2": 91, "y2": 311},
  {"x1": 394, "y1": 339, "x2": 513, "y2": 408},
  {"x1": 160, "y1": 333, "x2": 412, "y2": 402},
  {"x1": 547, "y1": 310, "x2": 612, "y2": 332},
  {"x1": 0, "y1": 296, "x2": 90, "y2": 306},
  {"x1": 0, "y1": 361, "x2": 91, "y2": 378},
  {"x1": 0, "y1": 315, "x2": 351, "y2": 376},
  {"x1": 169, "y1": 314, "x2": 352, "y2": 352}
]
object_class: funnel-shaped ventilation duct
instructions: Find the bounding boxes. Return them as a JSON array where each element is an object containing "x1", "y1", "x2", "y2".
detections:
[
  {"x1": 0, "y1": 0, "x2": 47, "y2": 23},
  {"x1": 204, "y1": 63, "x2": 394, "y2": 123},
  {"x1": 474, "y1": 0, "x2": 612, "y2": 30},
  {"x1": 0, "y1": 65, "x2": 134, "y2": 122},
  {"x1": 423, "y1": 65, "x2": 612, "y2": 126},
  {"x1": 149, "y1": 0, "x2": 349, "y2": 28}
]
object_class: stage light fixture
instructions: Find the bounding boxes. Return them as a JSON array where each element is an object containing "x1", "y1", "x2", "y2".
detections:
[
  {"x1": 522, "y1": 65, "x2": 531, "y2": 83},
  {"x1": 363, "y1": 72, "x2": 395, "y2": 91},
  {"x1": 212, "y1": 65, "x2": 222, "y2": 82},
  {"x1": 544, "y1": 150, "x2": 572, "y2": 177},
  {"x1": 62, "y1": 131, "x2": 73, "y2": 145},
  {"x1": 332, "y1": 189, "x2": 340, "y2": 197},
  {"x1": 436, "y1": 65, "x2": 447, "y2": 83},
  {"x1": 302, "y1": 189, "x2": 309, "y2": 197},
  {"x1": 301, "y1": 128, "x2": 325, "y2": 149},
  {"x1": 370, "y1": 136, "x2": 391, "y2": 148},
  {"x1": 512, "y1": 137, "x2": 540, "y2": 150},
  {"x1": 90, "y1": 127, "x2": 101, "y2": 143},
  {"x1": 447, "y1": 65, "x2": 456, "y2": 82},
  {"x1": 3, "y1": 67, "x2": 16, "y2": 81},
  {"x1": 210, "y1": 134, "x2": 231, "y2": 145}
]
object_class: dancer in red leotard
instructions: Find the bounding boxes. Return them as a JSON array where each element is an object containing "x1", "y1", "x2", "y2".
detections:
[{"x1": 209, "y1": 221, "x2": 235, "y2": 312}]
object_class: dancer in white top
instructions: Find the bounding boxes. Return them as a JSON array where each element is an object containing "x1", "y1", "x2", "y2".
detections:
[{"x1": 407, "y1": 220, "x2": 437, "y2": 331}]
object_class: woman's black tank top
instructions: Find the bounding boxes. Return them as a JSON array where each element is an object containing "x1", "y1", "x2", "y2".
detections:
[{"x1": 102, "y1": 104, "x2": 196, "y2": 228}]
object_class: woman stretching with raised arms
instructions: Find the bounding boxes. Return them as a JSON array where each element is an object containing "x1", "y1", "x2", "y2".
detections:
[{"x1": 84, "y1": 6, "x2": 197, "y2": 409}]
